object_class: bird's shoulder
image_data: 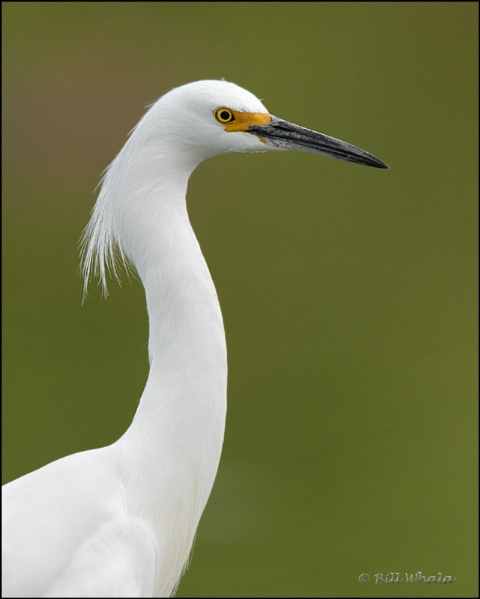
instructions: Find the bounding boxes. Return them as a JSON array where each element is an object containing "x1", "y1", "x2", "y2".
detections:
[
  {"x1": 44, "y1": 516, "x2": 157, "y2": 597},
  {"x1": 2, "y1": 445, "x2": 158, "y2": 597}
]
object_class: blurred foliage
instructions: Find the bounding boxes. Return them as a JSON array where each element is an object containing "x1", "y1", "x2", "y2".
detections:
[{"x1": 2, "y1": 2, "x2": 477, "y2": 596}]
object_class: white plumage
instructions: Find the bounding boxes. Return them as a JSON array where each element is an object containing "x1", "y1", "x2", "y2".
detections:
[{"x1": 2, "y1": 80, "x2": 387, "y2": 598}]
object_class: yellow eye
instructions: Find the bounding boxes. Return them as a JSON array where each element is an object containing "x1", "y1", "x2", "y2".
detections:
[{"x1": 214, "y1": 107, "x2": 235, "y2": 124}]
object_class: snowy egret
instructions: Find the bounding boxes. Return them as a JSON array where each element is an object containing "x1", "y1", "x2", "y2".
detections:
[{"x1": 2, "y1": 80, "x2": 388, "y2": 597}]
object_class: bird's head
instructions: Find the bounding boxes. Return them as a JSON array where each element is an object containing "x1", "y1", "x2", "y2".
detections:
[
  {"x1": 82, "y1": 80, "x2": 388, "y2": 298},
  {"x1": 144, "y1": 79, "x2": 388, "y2": 168}
]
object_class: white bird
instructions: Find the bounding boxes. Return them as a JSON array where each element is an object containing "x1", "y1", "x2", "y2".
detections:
[{"x1": 2, "y1": 80, "x2": 388, "y2": 598}]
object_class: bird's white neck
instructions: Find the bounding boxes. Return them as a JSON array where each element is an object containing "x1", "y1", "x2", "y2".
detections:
[
  {"x1": 90, "y1": 136, "x2": 228, "y2": 591},
  {"x1": 122, "y1": 173, "x2": 227, "y2": 498},
  {"x1": 131, "y1": 172, "x2": 227, "y2": 484}
]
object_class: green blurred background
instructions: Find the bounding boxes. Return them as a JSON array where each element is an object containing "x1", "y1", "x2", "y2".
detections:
[{"x1": 2, "y1": 2, "x2": 477, "y2": 596}]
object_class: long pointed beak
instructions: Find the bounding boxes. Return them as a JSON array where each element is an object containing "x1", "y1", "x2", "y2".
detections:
[{"x1": 247, "y1": 115, "x2": 389, "y2": 169}]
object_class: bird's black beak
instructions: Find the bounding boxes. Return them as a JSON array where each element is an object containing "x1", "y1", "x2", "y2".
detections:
[{"x1": 247, "y1": 115, "x2": 389, "y2": 169}]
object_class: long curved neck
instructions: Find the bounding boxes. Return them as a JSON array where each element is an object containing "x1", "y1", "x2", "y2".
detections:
[{"x1": 110, "y1": 147, "x2": 227, "y2": 571}]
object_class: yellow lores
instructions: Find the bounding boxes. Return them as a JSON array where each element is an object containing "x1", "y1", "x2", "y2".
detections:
[{"x1": 214, "y1": 107, "x2": 271, "y2": 132}]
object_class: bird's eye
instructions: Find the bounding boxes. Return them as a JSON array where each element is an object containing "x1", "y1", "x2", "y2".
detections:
[{"x1": 214, "y1": 107, "x2": 235, "y2": 124}]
